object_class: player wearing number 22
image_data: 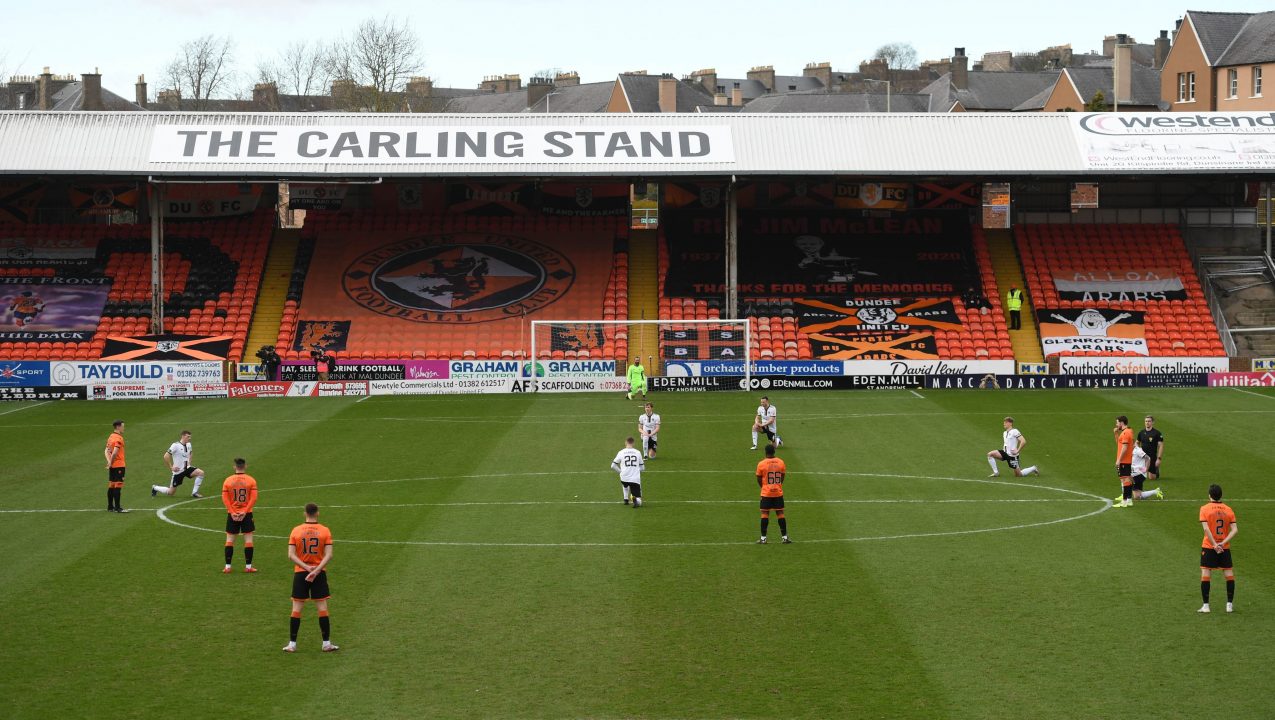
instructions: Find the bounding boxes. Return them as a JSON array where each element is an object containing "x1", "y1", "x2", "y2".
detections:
[
  {"x1": 755, "y1": 444, "x2": 790, "y2": 544},
  {"x1": 284, "y1": 503, "x2": 338, "y2": 653},
  {"x1": 221, "y1": 458, "x2": 259, "y2": 573},
  {"x1": 611, "y1": 436, "x2": 645, "y2": 507}
]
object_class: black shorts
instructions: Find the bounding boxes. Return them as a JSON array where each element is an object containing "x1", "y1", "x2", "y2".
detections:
[
  {"x1": 760, "y1": 495, "x2": 785, "y2": 510},
  {"x1": 225, "y1": 512, "x2": 255, "y2": 534},
  {"x1": 108, "y1": 466, "x2": 125, "y2": 483},
  {"x1": 292, "y1": 571, "x2": 331, "y2": 601},
  {"x1": 993, "y1": 451, "x2": 1020, "y2": 470},
  {"x1": 646, "y1": 437, "x2": 658, "y2": 451},
  {"x1": 1147, "y1": 461, "x2": 1160, "y2": 476},
  {"x1": 1131, "y1": 474, "x2": 1145, "y2": 491},
  {"x1": 1116, "y1": 463, "x2": 1132, "y2": 479},
  {"x1": 622, "y1": 481, "x2": 642, "y2": 499},
  {"x1": 171, "y1": 467, "x2": 199, "y2": 487},
  {"x1": 1200, "y1": 548, "x2": 1233, "y2": 569},
  {"x1": 762, "y1": 427, "x2": 777, "y2": 441}
]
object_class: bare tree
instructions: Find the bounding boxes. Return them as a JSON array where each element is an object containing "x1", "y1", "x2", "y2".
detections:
[
  {"x1": 165, "y1": 35, "x2": 236, "y2": 110},
  {"x1": 872, "y1": 42, "x2": 919, "y2": 83},
  {"x1": 258, "y1": 41, "x2": 333, "y2": 98},
  {"x1": 327, "y1": 15, "x2": 423, "y2": 112}
]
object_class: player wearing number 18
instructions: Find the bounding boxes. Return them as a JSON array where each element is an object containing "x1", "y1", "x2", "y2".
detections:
[
  {"x1": 755, "y1": 444, "x2": 789, "y2": 544},
  {"x1": 284, "y1": 503, "x2": 338, "y2": 653},
  {"x1": 221, "y1": 458, "x2": 258, "y2": 573}
]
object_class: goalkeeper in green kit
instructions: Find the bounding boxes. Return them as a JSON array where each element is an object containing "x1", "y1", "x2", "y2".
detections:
[{"x1": 626, "y1": 356, "x2": 647, "y2": 400}]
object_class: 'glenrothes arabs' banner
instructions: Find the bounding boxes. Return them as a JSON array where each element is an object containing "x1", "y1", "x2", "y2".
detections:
[
  {"x1": 1037, "y1": 308, "x2": 1148, "y2": 356},
  {"x1": 150, "y1": 126, "x2": 735, "y2": 165},
  {"x1": 1072, "y1": 112, "x2": 1275, "y2": 171},
  {"x1": 1053, "y1": 269, "x2": 1187, "y2": 301}
]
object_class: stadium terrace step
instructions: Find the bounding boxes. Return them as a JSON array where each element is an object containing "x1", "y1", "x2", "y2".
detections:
[
  {"x1": 629, "y1": 229, "x2": 661, "y2": 372},
  {"x1": 985, "y1": 228, "x2": 1044, "y2": 364},
  {"x1": 245, "y1": 228, "x2": 300, "y2": 357}
]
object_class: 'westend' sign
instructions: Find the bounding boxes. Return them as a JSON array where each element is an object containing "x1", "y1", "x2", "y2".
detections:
[{"x1": 150, "y1": 126, "x2": 735, "y2": 165}]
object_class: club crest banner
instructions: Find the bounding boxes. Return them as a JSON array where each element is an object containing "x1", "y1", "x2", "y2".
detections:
[
  {"x1": 808, "y1": 331, "x2": 940, "y2": 360},
  {"x1": 795, "y1": 298, "x2": 962, "y2": 333},
  {"x1": 101, "y1": 334, "x2": 232, "y2": 360}
]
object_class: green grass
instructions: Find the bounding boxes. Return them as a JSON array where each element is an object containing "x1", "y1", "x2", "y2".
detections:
[{"x1": 2, "y1": 387, "x2": 1274, "y2": 719}]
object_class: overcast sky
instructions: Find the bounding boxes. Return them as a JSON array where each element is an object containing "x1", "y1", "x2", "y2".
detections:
[{"x1": 3, "y1": 0, "x2": 1271, "y2": 99}]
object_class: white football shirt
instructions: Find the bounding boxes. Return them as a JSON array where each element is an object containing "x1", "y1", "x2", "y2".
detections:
[
  {"x1": 168, "y1": 441, "x2": 192, "y2": 471},
  {"x1": 1002, "y1": 428, "x2": 1023, "y2": 456},
  {"x1": 756, "y1": 405, "x2": 777, "y2": 430},
  {"x1": 611, "y1": 447, "x2": 644, "y2": 483},
  {"x1": 1132, "y1": 446, "x2": 1150, "y2": 476},
  {"x1": 639, "y1": 412, "x2": 661, "y2": 439}
]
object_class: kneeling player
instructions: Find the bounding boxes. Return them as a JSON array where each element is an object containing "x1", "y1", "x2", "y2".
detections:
[
  {"x1": 153, "y1": 430, "x2": 206, "y2": 498},
  {"x1": 986, "y1": 417, "x2": 1039, "y2": 478},
  {"x1": 638, "y1": 403, "x2": 661, "y2": 459},
  {"x1": 751, "y1": 396, "x2": 782, "y2": 450},
  {"x1": 1126, "y1": 446, "x2": 1163, "y2": 503},
  {"x1": 1198, "y1": 484, "x2": 1237, "y2": 613},
  {"x1": 285, "y1": 503, "x2": 339, "y2": 652}
]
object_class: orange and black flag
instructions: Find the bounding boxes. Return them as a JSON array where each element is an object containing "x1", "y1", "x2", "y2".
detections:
[
  {"x1": 795, "y1": 298, "x2": 963, "y2": 334},
  {"x1": 69, "y1": 184, "x2": 140, "y2": 216},
  {"x1": 101, "y1": 334, "x2": 231, "y2": 360},
  {"x1": 808, "y1": 331, "x2": 940, "y2": 360},
  {"x1": 292, "y1": 321, "x2": 350, "y2": 352}
]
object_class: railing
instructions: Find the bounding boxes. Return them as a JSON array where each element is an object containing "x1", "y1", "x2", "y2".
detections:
[{"x1": 1194, "y1": 253, "x2": 1241, "y2": 356}]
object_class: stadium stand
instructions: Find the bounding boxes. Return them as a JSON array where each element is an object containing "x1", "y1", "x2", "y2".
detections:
[
  {"x1": 0, "y1": 213, "x2": 270, "y2": 361},
  {"x1": 1015, "y1": 224, "x2": 1226, "y2": 357},
  {"x1": 277, "y1": 212, "x2": 628, "y2": 360}
]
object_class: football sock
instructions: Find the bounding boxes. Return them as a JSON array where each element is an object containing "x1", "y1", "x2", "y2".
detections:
[
  {"x1": 290, "y1": 612, "x2": 301, "y2": 642},
  {"x1": 225, "y1": 544, "x2": 234, "y2": 566},
  {"x1": 192, "y1": 476, "x2": 203, "y2": 494},
  {"x1": 1201, "y1": 579, "x2": 1211, "y2": 603},
  {"x1": 319, "y1": 612, "x2": 331, "y2": 641},
  {"x1": 777, "y1": 518, "x2": 787, "y2": 536},
  {"x1": 987, "y1": 457, "x2": 998, "y2": 473},
  {"x1": 1122, "y1": 486, "x2": 1133, "y2": 501},
  {"x1": 760, "y1": 517, "x2": 769, "y2": 537},
  {"x1": 1021, "y1": 466, "x2": 1037, "y2": 475},
  {"x1": 634, "y1": 497, "x2": 642, "y2": 507},
  {"x1": 1144, "y1": 488, "x2": 1160, "y2": 498},
  {"x1": 1226, "y1": 579, "x2": 1235, "y2": 603},
  {"x1": 244, "y1": 545, "x2": 254, "y2": 566},
  {"x1": 622, "y1": 486, "x2": 630, "y2": 501},
  {"x1": 752, "y1": 431, "x2": 758, "y2": 445},
  {"x1": 107, "y1": 487, "x2": 114, "y2": 510}
]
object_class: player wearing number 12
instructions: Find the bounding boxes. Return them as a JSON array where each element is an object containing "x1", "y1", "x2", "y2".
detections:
[
  {"x1": 221, "y1": 458, "x2": 258, "y2": 573},
  {"x1": 755, "y1": 444, "x2": 789, "y2": 544},
  {"x1": 284, "y1": 503, "x2": 338, "y2": 653}
]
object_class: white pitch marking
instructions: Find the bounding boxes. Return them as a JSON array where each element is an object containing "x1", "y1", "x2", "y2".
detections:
[
  {"x1": 356, "y1": 395, "x2": 372, "y2": 403},
  {"x1": 153, "y1": 470, "x2": 1113, "y2": 547},
  {"x1": 0, "y1": 400, "x2": 50, "y2": 417},
  {"x1": 910, "y1": 390, "x2": 924, "y2": 399},
  {"x1": 1231, "y1": 387, "x2": 1275, "y2": 400}
]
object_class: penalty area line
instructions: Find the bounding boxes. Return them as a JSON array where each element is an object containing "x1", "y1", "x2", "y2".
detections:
[{"x1": 0, "y1": 400, "x2": 50, "y2": 417}]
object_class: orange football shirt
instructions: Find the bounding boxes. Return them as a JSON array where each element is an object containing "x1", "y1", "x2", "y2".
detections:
[{"x1": 755, "y1": 457, "x2": 787, "y2": 498}]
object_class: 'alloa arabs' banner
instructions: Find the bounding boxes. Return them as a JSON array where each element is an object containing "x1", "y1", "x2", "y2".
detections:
[
  {"x1": 0, "y1": 277, "x2": 110, "y2": 342},
  {"x1": 1037, "y1": 308, "x2": 1148, "y2": 356},
  {"x1": 149, "y1": 126, "x2": 735, "y2": 165},
  {"x1": 1053, "y1": 269, "x2": 1187, "y2": 302}
]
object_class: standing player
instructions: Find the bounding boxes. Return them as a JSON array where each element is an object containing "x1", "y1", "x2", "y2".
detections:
[
  {"x1": 755, "y1": 444, "x2": 790, "y2": 544},
  {"x1": 1128, "y1": 446, "x2": 1164, "y2": 502},
  {"x1": 626, "y1": 357, "x2": 647, "y2": 401},
  {"x1": 638, "y1": 402, "x2": 661, "y2": 459},
  {"x1": 610, "y1": 436, "x2": 645, "y2": 507},
  {"x1": 1137, "y1": 415, "x2": 1165, "y2": 481},
  {"x1": 1198, "y1": 484, "x2": 1238, "y2": 613},
  {"x1": 104, "y1": 419, "x2": 129, "y2": 513},
  {"x1": 750, "y1": 396, "x2": 782, "y2": 450},
  {"x1": 152, "y1": 430, "x2": 206, "y2": 498},
  {"x1": 221, "y1": 458, "x2": 259, "y2": 573},
  {"x1": 1113, "y1": 416, "x2": 1136, "y2": 508},
  {"x1": 284, "y1": 503, "x2": 339, "y2": 653},
  {"x1": 986, "y1": 416, "x2": 1040, "y2": 478}
]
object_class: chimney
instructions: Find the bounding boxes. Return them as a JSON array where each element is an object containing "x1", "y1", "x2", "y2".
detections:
[
  {"x1": 1114, "y1": 43, "x2": 1133, "y2": 105},
  {"x1": 135, "y1": 74, "x2": 147, "y2": 108},
  {"x1": 714, "y1": 87, "x2": 728, "y2": 106},
  {"x1": 803, "y1": 61, "x2": 832, "y2": 88},
  {"x1": 81, "y1": 70, "x2": 103, "y2": 111},
  {"x1": 658, "y1": 74, "x2": 677, "y2": 112},
  {"x1": 157, "y1": 88, "x2": 182, "y2": 110},
  {"x1": 982, "y1": 51, "x2": 1012, "y2": 72},
  {"x1": 1103, "y1": 35, "x2": 1116, "y2": 57},
  {"x1": 1154, "y1": 30, "x2": 1170, "y2": 69},
  {"x1": 689, "y1": 68, "x2": 717, "y2": 95},
  {"x1": 528, "y1": 76, "x2": 553, "y2": 111},
  {"x1": 952, "y1": 48, "x2": 968, "y2": 90},
  {"x1": 38, "y1": 67, "x2": 53, "y2": 110},
  {"x1": 479, "y1": 74, "x2": 521, "y2": 93},
  {"x1": 554, "y1": 71, "x2": 580, "y2": 87},
  {"x1": 747, "y1": 65, "x2": 775, "y2": 92},
  {"x1": 406, "y1": 76, "x2": 434, "y2": 97},
  {"x1": 253, "y1": 81, "x2": 280, "y2": 111},
  {"x1": 730, "y1": 81, "x2": 743, "y2": 107}
]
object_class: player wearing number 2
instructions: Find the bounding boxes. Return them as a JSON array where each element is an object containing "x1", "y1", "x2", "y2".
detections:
[
  {"x1": 221, "y1": 458, "x2": 259, "y2": 573},
  {"x1": 611, "y1": 437, "x2": 645, "y2": 507}
]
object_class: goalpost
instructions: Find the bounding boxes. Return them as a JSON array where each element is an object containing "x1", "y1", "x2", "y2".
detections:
[{"x1": 529, "y1": 319, "x2": 752, "y2": 392}]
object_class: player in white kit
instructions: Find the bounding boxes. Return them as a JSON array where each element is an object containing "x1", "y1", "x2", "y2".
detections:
[
  {"x1": 611, "y1": 436, "x2": 646, "y2": 507},
  {"x1": 986, "y1": 417, "x2": 1039, "y2": 478},
  {"x1": 638, "y1": 403, "x2": 662, "y2": 459},
  {"x1": 751, "y1": 396, "x2": 782, "y2": 450},
  {"x1": 152, "y1": 430, "x2": 206, "y2": 497}
]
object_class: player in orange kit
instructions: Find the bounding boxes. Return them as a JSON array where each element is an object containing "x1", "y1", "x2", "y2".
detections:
[
  {"x1": 221, "y1": 458, "x2": 258, "y2": 573},
  {"x1": 755, "y1": 444, "x2": 790, "y2": 544},
  {"x1": 284, "y1": 503, "x2": 338, "y2": 653},
  {"x1": 1198, "y1": 484, "x2": 1238, "y2": 614}
]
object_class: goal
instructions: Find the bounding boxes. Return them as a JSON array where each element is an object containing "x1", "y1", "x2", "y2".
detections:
[{"x1": 528, "y1": 319, "x2": 752, "y2": 392}]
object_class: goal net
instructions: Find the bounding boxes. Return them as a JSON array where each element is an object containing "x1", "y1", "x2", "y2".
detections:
[{"x1": 529, "y1": 319, "x2": 752, "y2": 392}]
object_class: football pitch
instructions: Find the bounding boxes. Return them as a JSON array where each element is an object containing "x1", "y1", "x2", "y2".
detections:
[{"x1": 2, "y1": 387, "x2": 1274, "y2": 719}]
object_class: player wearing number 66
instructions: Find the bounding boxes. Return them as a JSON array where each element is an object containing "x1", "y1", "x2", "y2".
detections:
[
  {"x1": 221, "y1": 458, "x2": 259, "y2": 574},
  {"x1": 611, "y1": 437, "x2": 645, "y2": 508}
]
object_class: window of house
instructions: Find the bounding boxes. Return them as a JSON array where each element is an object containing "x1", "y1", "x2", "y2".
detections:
[
  {"x1": 1228, "y1": 68, "x2": 1238, "y2": 98},
  {"x1": 1255, "y1": 66, "x2": 1264, "y2": 97},
  {"x1": 1178, "y1": 72, "x2": 1197, "y2": 102}
]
